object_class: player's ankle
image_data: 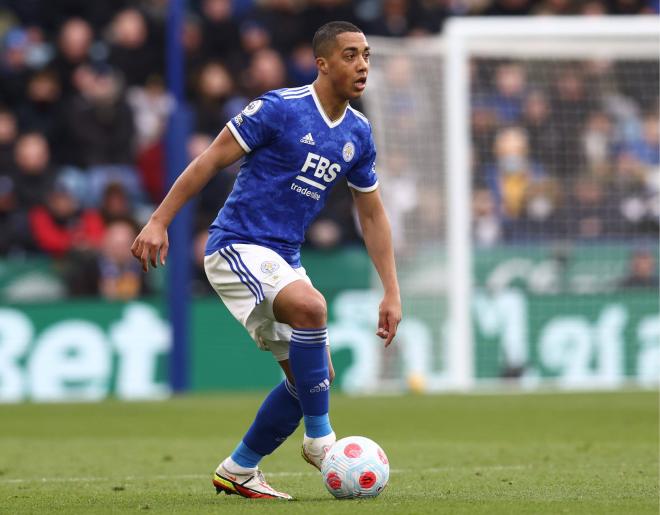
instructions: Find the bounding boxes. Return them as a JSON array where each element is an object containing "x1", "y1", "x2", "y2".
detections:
[
  {"x1": 222, "y1": 456, "x2": 257, "y2": 475},
  {"x1": 304, "y1": 413, "x2": 333, "y2": 438}
]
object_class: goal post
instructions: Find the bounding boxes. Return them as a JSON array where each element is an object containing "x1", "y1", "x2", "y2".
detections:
[{"x1": 363, "y1": 17, "x2": 659, "y2": 391}]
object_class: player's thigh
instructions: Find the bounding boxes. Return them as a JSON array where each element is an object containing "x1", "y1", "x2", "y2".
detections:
[{"x1": 204, "y1": 244, "x2": 313, "y2": 359}]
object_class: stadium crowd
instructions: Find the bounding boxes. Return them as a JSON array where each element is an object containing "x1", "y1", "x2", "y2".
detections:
[{"x1": 0, "y1": 0, "x2": 657, "y2": 299}]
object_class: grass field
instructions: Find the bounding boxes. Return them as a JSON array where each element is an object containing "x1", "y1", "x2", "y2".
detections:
[{"x1": 0, "y1": 391, "x2": 657, "y2": 514}]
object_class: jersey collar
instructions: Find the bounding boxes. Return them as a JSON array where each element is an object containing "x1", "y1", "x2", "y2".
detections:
[{"x1": 310, "y1": 83, "x2": 347, "y2": 129}]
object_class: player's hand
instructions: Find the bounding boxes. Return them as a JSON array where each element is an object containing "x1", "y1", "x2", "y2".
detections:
[
  {"x1": 131, "y1": 219, "x2": 169, "y2": 272},
  {"x1": 376, "y1": 293, "x2": 401, "y2": 347}
]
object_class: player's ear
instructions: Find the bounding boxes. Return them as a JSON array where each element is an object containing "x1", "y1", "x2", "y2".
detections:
[{"x1": 316, "y1": 56, "x2": 329, "y2": 75}]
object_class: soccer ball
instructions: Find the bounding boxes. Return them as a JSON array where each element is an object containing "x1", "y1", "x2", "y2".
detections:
[{"x1": 321, "y1": 436, "x2": 389, "y2": 499}]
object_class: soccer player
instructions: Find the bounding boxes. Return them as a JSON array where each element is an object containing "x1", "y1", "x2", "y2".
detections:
[{"x1": 131, "y1": 21, "x2": 401, "y2": 500}]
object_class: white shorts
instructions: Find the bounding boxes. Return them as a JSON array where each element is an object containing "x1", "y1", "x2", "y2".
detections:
[{"x1": 204, "y1": 243, "x2": 312, "y2": 361}]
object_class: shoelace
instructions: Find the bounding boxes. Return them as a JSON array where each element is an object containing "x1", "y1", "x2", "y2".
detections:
[{"x1": 254, "y1": 470, "x2": 273, "y2": 489}]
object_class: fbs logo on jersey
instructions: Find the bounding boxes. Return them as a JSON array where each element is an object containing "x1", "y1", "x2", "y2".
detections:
[
  {"x1": 342, "y1": 142, "x2": 355, "y2": 162},
  {"x1": 300, "y1": 133, "x2": 315, "y2": 145},
  {"x1": 242, "y1": 99, "x2": 263, "y2": 116}
]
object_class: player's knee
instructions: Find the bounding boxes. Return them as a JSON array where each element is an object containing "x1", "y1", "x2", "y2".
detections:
[{"x1": 291, "y1": 295, "x2": 327, "y2": 328}]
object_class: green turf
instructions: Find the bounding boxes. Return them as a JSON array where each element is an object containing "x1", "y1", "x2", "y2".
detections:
[{"x1": 0, "y1": 391, "x2": 657, "y2": 514}]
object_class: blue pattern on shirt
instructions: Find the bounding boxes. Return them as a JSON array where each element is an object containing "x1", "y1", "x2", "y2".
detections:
[{"x1": 205, "y1": 85, "x2": 378, "y2": 267}]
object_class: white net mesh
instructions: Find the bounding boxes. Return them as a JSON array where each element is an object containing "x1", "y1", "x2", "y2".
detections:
[
  {"x1": 364, "y1": 21, "x2": 659, "y2": 390},
  {"x1": 468, "y1": 32, "x2": 659, "y2": 386},
  {"x1": 362, "y1": 37, "x2": 449, "y2": 391}
]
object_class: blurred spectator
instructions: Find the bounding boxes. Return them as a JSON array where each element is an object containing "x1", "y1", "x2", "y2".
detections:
[
  {"x1": 612, "y1": 149, "x2": 658, "y2": 236},
  {"x1": 534, "y1": 0, "x2": 574, "y2": 14},
  {"x1": 28, "y1": 177, "x2": 105, "y2": 258},
  {"x1": 618, "y1": 249, "x2": 659, "y2": 289},
  {"x1": 0, "y1": 28, "x2": 31, "y2": 106},
  {"x1": 378, "y1": 152, "x2": 418, "y2": 252},
  {"x1": 199, "y1": 0, "x2": 241, "y2": 68},
  {"x1": 563, "y1": 176, "x2": 619, "y2": 239},
  {"x1": 625, "y1": 113, "x2": 660, "y2": 168},
  {"x1": 127, "y1": 75, "x2": 173, "y2": 150},
  {"x1": 473, "y1": 187, "x2": 501, "y2": 246},
  {"x1": 127, "y1": 75, "x2": 173, "y2": 203},
  {"x1": 484, "y1": 126, "x2": 546, "y2": 221},
  {"x1": 302, "y1": 0, "x2": 357, "y2": 43},
  {"x1": 107, "y1": 8, "x2": 162, "y2": 87},
  {"x1": 99, "y1": 182, "x2": 134, "y2": 224},
  {"x1": 486, "y1": 63, "x2": 527, "y2": 124},
  {"x1": 38, "y1": 0, "x2": 120, "y2": 34},
  {"x1": 52, "y1": 18, "x2": 94, "y2": 96},
  {"x1": 16, "y1": 69, "x2": 68, "y2": 163},
  {"x1": 367, "y1": 0, "x2": 411, "y2": 37},
  {"x1": 182, "y1": 14, "x2": 204, "y2": 80},
  {"x1": 522, "y1": 90, "x2": 562, "y2": 177},
  {"x1": 0, "y1": 174, "x2": 31, "y2": 255},
  {"x1": 484, "y1": 0, "x2": 533, "y2": 16},
  {"x1": 96, "y1": 218, "x2": 147, "y2": 300},
  {"x1": 12, "y1": 132, "x2": 53, "y2": 209},
  {"x1": 549, "y1": 67, "x2": 593, "y2": 177},
  {"x1": 409, "y1": 0, "x2": 450, "y2": 35},
  {"x1": 471, "y1": 101, "x2": 498, "y2": 179},
  {"x1": 580, "y1": 0, "x2": 609, "y2": 14},
  {"x1": 287, "y1": 43, "x2": 317, "y2": 86},
  {"x1": 65, "y1": 65, "x2": 135, "y2": 167},
  {"x1": 239, "y1": 20, "x2": 273, "y2": 61},
  {"x1": 582, "y1": 110, "x2": 614, "y2": 179},
  {"x1": 243, "y1": 48, "x2": 287, "y2": 97},
  {"x1": 0, "y1": 108, "x2": 18, "y2": 171},
  {"x1": 192, "y1": 61, "x2": 240, "y2": 135},
  {"x1": 506, "y1": 177, "x2": 562, "y2": 240}
]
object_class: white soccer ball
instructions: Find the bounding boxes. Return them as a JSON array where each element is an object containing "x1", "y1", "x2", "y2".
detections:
[{"x1": 321, "y1": 436, "x2": 389, "y2": 499}]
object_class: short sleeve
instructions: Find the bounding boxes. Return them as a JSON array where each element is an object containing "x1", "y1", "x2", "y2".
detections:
[
  {"x1": 226, "y1": 92, "x2": 284, "y2": 153},
  {"x1": 346, "y1": 131, "x2": 378, "y2": 192}
]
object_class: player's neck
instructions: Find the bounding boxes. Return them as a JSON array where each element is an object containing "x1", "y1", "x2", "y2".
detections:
[{"x1": 312, "y1": 80, "x2": 349, "y2": 122}]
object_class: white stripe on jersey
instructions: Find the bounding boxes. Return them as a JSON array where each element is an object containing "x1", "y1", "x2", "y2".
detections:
[
  {"x1": 282, "y1": 86, "x2": 310, "y2": 98},
  {"x1": 348, "y1": 105, "x2": 369, "y2": 123},
  {"x1": 347, "y1": 180, "x2": 379, "y2": 193},
  {"x1": 226, "y1": 121, "x2": 251, "y2": 153},
  {"x1": 282, "y1": 85, "x2": 309, "y2": 95},
  {"x1": 282, "y1": 92, "x2": 311, "y2": 100}
]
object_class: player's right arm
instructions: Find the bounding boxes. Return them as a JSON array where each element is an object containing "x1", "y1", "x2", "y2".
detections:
[{"x1": 131, "y1": 126, "x2": 245, "y2": 272}]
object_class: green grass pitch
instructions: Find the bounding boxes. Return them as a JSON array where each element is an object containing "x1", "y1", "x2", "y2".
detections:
[{"x1": 0, "y1": 391, "x2": 657, "y2": 514}]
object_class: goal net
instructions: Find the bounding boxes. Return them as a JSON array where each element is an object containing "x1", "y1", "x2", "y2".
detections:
[{"x1": 363, "y1": 17, "x2": 659, "y2": 391}]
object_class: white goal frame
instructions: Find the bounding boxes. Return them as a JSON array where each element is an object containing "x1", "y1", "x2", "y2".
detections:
[{"x1": 443, "y1": 16, "x2": 660, "y2": 389}]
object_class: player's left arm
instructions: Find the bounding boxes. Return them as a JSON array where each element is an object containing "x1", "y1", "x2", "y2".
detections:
[{"x1": 352, "y1": 188, "x2": 401, "y2": 347}]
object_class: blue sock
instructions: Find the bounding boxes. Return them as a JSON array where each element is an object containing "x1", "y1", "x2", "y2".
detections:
[
  {"x1": 289, "y1": 328, "x2": 333, "y2": 438},
  {"x1": 232, "y1": 379, "x2": 302, "y2": 467}
]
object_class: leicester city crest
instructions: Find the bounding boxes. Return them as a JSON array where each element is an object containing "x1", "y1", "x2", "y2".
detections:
[
  {"x1": 260, "y1": 261, "x2": 280, "y2": 275},
  {"x1": 342, "y1": 142, "x2": 355, "y2": 162},
  {"x1": 242, "y1": 99, "x2": 263, "y2": 116}
]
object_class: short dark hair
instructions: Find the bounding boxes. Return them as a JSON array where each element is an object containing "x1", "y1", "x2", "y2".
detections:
[{"x1": 312, "y1": 21, "x2": 363, "y2": 58}]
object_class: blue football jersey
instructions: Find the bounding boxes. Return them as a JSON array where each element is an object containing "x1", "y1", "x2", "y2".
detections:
[{"x1": 205, "y1": 84, "x2": 379, "y2": 267}]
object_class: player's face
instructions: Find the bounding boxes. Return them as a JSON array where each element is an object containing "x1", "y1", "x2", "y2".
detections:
[{"x1": 326, "y1": 32, "x2": 370, "y2": 100}]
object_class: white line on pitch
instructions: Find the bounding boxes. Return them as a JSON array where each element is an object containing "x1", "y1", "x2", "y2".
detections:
[{"x1": 0, "y1": 465, "x2": 530, "y2": 485}]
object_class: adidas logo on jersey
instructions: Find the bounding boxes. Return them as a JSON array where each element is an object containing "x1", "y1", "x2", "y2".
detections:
[
  {"x1": 309, "y1": 379, "x2": 330, "y2": 393},
  {"x1": 300, "y1": 133, "x2": 315, "y2": 145}
]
